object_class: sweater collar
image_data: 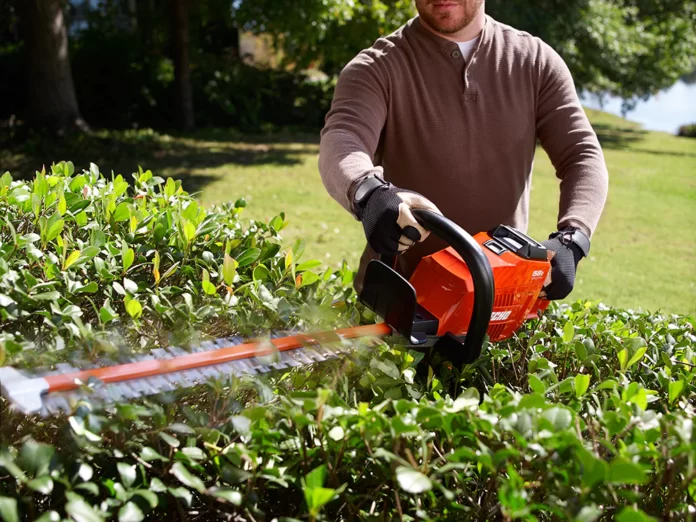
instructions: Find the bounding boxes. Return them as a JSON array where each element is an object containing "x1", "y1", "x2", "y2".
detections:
[{"x1": 409, "y1": 14, "x2": 492, "y2": 53}]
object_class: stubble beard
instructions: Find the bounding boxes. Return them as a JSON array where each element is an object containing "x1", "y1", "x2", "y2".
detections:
[{"x1": 417, "y1": 0, "x2": 484, "y2": 36}]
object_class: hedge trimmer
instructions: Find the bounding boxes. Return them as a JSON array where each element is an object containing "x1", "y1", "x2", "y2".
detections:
[{"x1": 0, "y1": 210, "x2": 551, "y2": 416}]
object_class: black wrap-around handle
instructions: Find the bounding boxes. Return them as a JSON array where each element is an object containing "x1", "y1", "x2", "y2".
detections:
[{"x1": 381, "y1": 209, "x2": 495, "y2": 361}]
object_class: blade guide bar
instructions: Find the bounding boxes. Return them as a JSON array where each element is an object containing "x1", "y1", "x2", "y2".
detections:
[
  {"x1": 36, "y1": 344, "x2": 350, "y2": 416},
  {"x1": 38, "y1": 323, "x2": 391, "y2": 393}
]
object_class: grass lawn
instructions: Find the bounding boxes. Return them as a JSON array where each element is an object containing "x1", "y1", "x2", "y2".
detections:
[{"x1": 3, "y1": 109, "x2": 695, "y2": 314}]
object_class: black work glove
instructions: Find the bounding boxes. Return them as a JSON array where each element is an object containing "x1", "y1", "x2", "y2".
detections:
[
  {"x1": 355, "y1": 182, "x2": 441, "y2": 255},
  {"x1": 540, "y1": 228, "x2": 588, "y2": 300}
]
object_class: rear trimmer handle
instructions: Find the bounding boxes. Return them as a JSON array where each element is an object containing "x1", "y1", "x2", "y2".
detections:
[{"x1": 380, "y1": 209, "x2": 495, "y2": 362}]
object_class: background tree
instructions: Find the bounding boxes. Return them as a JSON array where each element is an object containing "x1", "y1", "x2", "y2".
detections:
[
  {"x1": 170, "y1": 0, "x2": 194, "y2": 130},
  {"x1": 486, "y1": 0, "x2": 696, "y2": 112},
  {"x1": 16, "y1": 0, "x2": 88, "y2": 134},
  {"x1": 235, "y1": 0, "x2": 416, "y2": 76}
]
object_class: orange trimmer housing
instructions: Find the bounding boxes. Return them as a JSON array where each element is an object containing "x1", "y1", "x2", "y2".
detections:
[{"x1": 409, "y1": 226, "x2": 552, "y2": 342}]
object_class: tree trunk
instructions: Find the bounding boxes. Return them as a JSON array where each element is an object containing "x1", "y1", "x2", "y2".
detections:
[
  {"x1": 17, "y1": 0, "x2": 88, "y2": 134},
  {"x1": 170, "y1": 0, "x2": 194, "y2": 131}
]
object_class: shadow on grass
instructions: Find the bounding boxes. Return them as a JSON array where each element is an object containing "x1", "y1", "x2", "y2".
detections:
[
  {"x1": 1, "y1": 127, "x2": 320, "y2": 194},
  {"x1": 592, "y1": 122, "x2": 649, "y2": 150},
  {"x1": 592, "y1": 123, "x2": 696, "y2": 157}
]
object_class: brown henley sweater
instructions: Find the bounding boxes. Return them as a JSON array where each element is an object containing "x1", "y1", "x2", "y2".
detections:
[{"x1": 318, "y1": 15, "x2": 608, "y2": 288}]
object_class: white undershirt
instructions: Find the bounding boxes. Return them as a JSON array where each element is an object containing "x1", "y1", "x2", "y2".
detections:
[{"x1": 457, "y1": 37, "x2": 480, "y2": 62}]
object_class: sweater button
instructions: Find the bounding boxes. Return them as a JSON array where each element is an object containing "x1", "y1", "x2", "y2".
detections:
[{"x1": 451, "y1": 50, "x2": 461, "y2": 59}]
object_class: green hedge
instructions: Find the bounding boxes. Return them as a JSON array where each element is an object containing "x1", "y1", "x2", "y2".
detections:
[{"x1": 0, "y1": 164, "x2": 694, "y2": 521}]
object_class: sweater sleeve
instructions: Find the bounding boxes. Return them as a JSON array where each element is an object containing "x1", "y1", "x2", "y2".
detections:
[
  {"x1": 535, "y1": 43, "x2": 609, "y2": 239},
  {"x1": 318, "y1": 46, "x2": 390, "y2": 216}
]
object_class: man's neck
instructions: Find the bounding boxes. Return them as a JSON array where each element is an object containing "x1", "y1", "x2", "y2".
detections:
[{"x1": 419, "y1": 8, "x2": 486, "y2": 43}]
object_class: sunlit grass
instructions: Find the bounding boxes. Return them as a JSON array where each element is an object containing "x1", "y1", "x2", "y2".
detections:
[{"x1": 3, "y1": 109, "x2": 694, "y2": 314}]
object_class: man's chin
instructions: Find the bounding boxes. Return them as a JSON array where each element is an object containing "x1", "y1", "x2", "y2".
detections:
[{"x1": 422, "y1": 13, "x2": 469, "y2": 35}]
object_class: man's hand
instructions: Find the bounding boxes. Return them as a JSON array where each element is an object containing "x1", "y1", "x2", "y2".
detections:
[
  {"x1": 355, "y1": 181, "x2": 441, "y2": 255},
  {"x1": 539, "y1": 228, "x2": 590, "y2": 300}
]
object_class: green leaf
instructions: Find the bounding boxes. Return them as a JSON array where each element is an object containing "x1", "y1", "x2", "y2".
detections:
[
  {"x1": 57, "y1": 194, "x2": 67, "y2": 215},
  {"x1": 141, "y1": 447, "x2": 168, "y2": 463},
  {"x1": 616, "y1": 507, "x2": 657, "y2": 522},
  {"x1": 63, "y1": 250, "x2": 81, "y2": 271},
  {"x1": 132, "y1": 490, "x2": 158, "y2": 509},
  {"x1": 304, "y1": 465, "x2": 327, "y2": 489},
  {"x1": 19, "y1": 439, "x2": 55, "y2": 477},
  {"x1": 168, "y1": 423, "x2": 194, "y2": 434},
  {"x1": 269, "y1": 214, "x2": 285, "y2": 232},
  {"x1": 396, "y1": 466, "x2": 432, "y2": 493},
  {"x1": 252, "y1": 264, "x2": 270, "y2": 282},
  {"x1": 328, "y1": 426, "x2": 345, "y2": 441},
  {"x1": 542, "y1": 407, "x2": 572, "y2": 431},
  {"x1": 575, "y1": 374, "x2": 591, "y2": 397},
  {"x1": 170, "y1": 462, "x2": 205, "y2": 493},
  {"x1": 117, "y1": 462, "x2": 137, "y2": 488},
  {"x1": 292, "y1": 238, "x2": 306, "y2": 260},
  {"x1": 100, "y1": 304, "x2": 118, "y2": 324},
  {"x1": 574, "y1": 505, "x2": 603, "y2": 522},
  {"x1": 298, "y1": 271, "x2": 320, "y2": 288},
  {"x1": 210, "y1": 488, "x2": 243, "y2": 506},
  {"x1": 528, "y1": 375, "x2": 546, "y2": 394},
  {"x1": 563, "y1": 321, "x2": 575, "y2": 342},
  {"x1": 575, "y1": 340, "x2": 588, "y2": 361},
  {"x1": 118, "y1": 503, "x2": 144, "y2": 522},
  {"x1": 161, "y1": 262, "x2": 179, "y2": 281},
  {"x1": 125, "y1": 298, "x2": 143, "y2": 319},
  {"x1": 201, "y1": 268, "x2": 217, "y2": 295},
  {"x1": 223, "y1": 253, "x2": 238, "y2": 286},
  {"x1": 182, "y1": 200, "x2": 199, "y2": 223},
  {"x1": 123, "y1": 278, "x2": 138, "y2": 294},
  {"x1": 296, "y1": 259, "x2": 323, "y2": 272},
  {"x1": 0, "y1": 497, "x2": 19, "y2": 522},
  {"x1": 617, "y1": 348, "x2": 628, "y2": 370},
  {"x1": 669, "y1": 380, "x2": 685, "y2": 404},
  {"x1": 304, "y1": 487, "x2": 337, "y2": 514},
  {"x1": 237, "y1": 248, "x2": 261, "y2": 267},
  {"x1": 577, "y1": 449, "x2": 608, "y2": 488},
  {"x1": 597, "y1": 379, "x2": 618, "y2": 391},
  {"x1": 626, "y1": 346, "x2": 647, "y2": 369},
  {"x1": 35, "y1": 512, "x2": 60, "y2": 522},
  {"x1": 45, "y1": 212, "x2": 65, "y2": 243},
  {"x1": 608, "y1": 458, "x2": 647, "y2": 485},
  {"x1": 164, "y1": 177, "x2": 177, "y2": 197},
  {"x1": 112, "y1": 202, "x2": 131, "y2": 222},
  {"x1": 123, "y1": 247, "x2": 135, "y2": 272},
  {"x1": 77, "y1": 281, "x2": 99, "y2": 294},
  {"x1": 183, "y1": 220, "x2": 196, "y2": 243},
  {"x1": 77, "y1": 463, "x2": 94, "y2": 482},
  {"x1": 65, "y1": 493, "x2": 105, "y2": 522},
  {"x1": 159, "y1": 432, "x2": 181, "y2": 448},
  {"x1": 28, "y1": 475, "x2": 54, "y2": 494}
]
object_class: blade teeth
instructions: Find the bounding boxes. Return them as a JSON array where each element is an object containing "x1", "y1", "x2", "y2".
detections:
[
  {"x1": 300, "y1": 347, "x2": 326, "y2": 362},
  {"x1": 214, "y1": 337, "x2": 244, "y2": 349},
  {"x1": 287, "y1": 348, "x2": 315, "y2": 365},
  {"x1": 231, "y1": 358, "x2": 259, "y2": 375},
  {"x1": 279, "y1": 352, "x2": 303, "y2": 367},
  {"x1": 44, "y1": 394, "x2": 72, "y2": 415}
]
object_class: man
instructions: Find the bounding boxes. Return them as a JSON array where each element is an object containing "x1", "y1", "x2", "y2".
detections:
[{"x1": 318, "y1": 0, "x2": 609, "y2": 299}]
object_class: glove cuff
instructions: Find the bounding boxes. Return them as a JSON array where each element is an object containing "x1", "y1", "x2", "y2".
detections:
[
  {"x1": 352, "y1": 174, "x2": 388, "y2": 220},
  {"x1": 549, "y1": 227, "x2": 591, "y2": 257}
]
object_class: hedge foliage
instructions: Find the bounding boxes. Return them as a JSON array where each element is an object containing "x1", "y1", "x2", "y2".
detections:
[{"x1": 0, "y1": 164, "x2": 694, "y2": 521}]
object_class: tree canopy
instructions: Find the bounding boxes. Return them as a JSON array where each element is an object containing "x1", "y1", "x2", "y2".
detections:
[{"x1": 3, "y1": 0, "x2": 695, "y2": 131}]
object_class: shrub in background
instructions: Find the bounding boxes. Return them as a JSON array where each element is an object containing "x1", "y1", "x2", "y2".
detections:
[
  {"x1": 677, "y1": 123, "x2": 696, "y2": 138},
  {"x1": 0, "y1": 163, "x2": 694, "y2": 521}
]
